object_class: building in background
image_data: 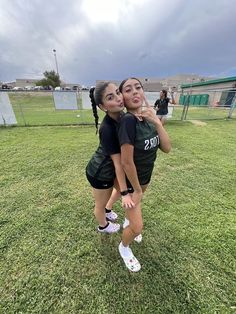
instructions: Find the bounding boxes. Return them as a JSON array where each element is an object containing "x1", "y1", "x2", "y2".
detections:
[
  {"x1": 0, "y1": 78, "x2": 81, "y2": 91},
  {"x1": 1, "y1": 74, "x2": 217, "y2": 92},
  {"x1": 159, "y1": 74, "x2": 211, "y2": 90},
  {"x1": 138, "y1": 78, "x2": 163, "y2": 92},
  {"x1": 15, "y1": 78, "x2": 39, "y2": 88},
  {"x1": 96, "y1": 78, "x2": 163, "y2": 92},
  {"x1": 179, "y1": 76, "x2": 236, "y2": 107},
  {"x1": 96, "y1": 74, "x2": 215, "y2": 93}
]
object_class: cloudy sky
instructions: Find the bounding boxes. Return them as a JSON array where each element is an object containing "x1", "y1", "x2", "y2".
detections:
[{"x1": 0, "y1": 0, "x2": 236, "y2": 85}]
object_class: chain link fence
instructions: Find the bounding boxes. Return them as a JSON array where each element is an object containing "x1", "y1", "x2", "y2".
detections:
[
  {"x1": 0, "y1": 89, "x2": 235, "y2": 127},
  {"x1": 178, "y1": 88, "x2": 236, "y2": 121}
]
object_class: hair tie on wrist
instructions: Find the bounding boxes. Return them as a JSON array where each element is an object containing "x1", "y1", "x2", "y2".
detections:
[{"x1": 120, "y1": 190, "x2": 129, "y2": 196}]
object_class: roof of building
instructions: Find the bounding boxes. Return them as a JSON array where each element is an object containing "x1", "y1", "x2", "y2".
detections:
[{"x1": 181, "y1": 76, "x2": 236, "y2": 88}]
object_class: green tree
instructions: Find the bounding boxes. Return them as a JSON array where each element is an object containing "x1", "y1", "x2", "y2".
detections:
[{"x1": 36, "y1": 70, "x2": 61, "y2": 88}]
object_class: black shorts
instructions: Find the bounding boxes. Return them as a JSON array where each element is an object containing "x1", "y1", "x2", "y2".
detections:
[
  {"x1": 126, "y1": 176, "x2": 151, "y2": 193},
  {"x1": 86, "y1": 171, "x2": 114, "y2": 189}
]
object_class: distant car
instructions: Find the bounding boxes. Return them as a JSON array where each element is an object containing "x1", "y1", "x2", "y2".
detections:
[
  {"x1": 55, "y1": 86, "x2": 61, "y2": 91},
  {"x1": 34, "y1": 86, "x2": 44, "y2": 90},
  {"x1": 43, "y1": 86, "x2": 52, "y2": 90},
  {"x1": 1, "y1": 84, "x2": 11, "y2": 90},
  {"x1": 13, "y1": 86, "x2": 23, "y2": 90},
  {"x1": 24, "y1": 86, "x2": 34, "y2": 90}
]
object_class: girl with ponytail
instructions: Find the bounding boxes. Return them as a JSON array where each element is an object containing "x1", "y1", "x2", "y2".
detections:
[{"x1": 86, "y1": 82, "x2": 134, "y2": 234}]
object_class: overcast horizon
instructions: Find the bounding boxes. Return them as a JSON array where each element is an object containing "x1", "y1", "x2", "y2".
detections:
[{"x1": 0, "y1": 0, "x2": 236, "y2": 86}]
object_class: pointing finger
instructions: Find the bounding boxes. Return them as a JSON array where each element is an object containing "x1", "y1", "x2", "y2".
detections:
[{"x1": 143, "y1": 95, "x2": 150, "y2": 107}]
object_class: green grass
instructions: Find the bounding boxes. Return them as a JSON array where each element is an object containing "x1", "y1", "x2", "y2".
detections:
[
  {"x1": 0, "y1": 120, "x2": 236, "y2": 313},
  {"x1": 7, "y1": 92, "x2": 235, "y2": 126},
  {"x1": 175, "y1": 106, "x2": 235, "y2": 120}
]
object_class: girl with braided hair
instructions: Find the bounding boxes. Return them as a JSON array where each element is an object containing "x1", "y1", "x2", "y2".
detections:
[{"x1": 86, "y1": 82, "x2": 134, "y2": 234}]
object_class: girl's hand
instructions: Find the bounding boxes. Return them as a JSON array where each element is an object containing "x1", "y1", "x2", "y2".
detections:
[
  {"x1": 136, "y1": 96, "x2": 162, "y2": 125},
  {"x1": 121, "y1": 194, "x2": 135, "y2": 209}
]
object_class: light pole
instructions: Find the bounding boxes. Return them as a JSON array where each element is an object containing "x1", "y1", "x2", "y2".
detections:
[{"x1": 53, "y1": 49, "x2": 59, "y2": 76}]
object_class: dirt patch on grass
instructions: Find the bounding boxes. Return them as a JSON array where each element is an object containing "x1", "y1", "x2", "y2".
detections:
[{"x1": 189, "y1": 120, "x2": 207, "y2": 126}]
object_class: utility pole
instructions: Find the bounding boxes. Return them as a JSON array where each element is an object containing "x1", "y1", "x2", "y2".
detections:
[{"x1": 53, "y1": 49, "x2": 59, "y2": 76}]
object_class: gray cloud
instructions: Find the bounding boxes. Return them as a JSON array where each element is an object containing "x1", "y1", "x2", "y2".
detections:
[{"x1": 0, "y1": 0, "x2": 235, "y2": 85}]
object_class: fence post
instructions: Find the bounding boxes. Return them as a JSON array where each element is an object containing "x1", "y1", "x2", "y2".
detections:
[
  {"x1": 228, "y1": 102, "x2": 235, "y2": 118},
  {"x1": 18, "y1": 102, "x2": 27, "y2": 126},
  {"x1": 181, "y1": 93, "x2": 190, "y2": 120}
]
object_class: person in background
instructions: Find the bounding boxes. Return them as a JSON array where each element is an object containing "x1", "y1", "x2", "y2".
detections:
[
  {"x1": 86, "y1": 82, "x2": 134, "y2": 234},
  {"x1": 117, "y1": 78, "x2": 171, "y2": 272},
  {"x1": 154, "y1": 89, "x2": 175, "y2": 125}
]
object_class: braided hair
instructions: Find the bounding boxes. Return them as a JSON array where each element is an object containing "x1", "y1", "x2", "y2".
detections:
[
  {"x1": 89, "y1": 82, "x2": 111, "y2": 133},
  {"x1": 89, "y1": 87, "x2": 99, "y2": 133}
]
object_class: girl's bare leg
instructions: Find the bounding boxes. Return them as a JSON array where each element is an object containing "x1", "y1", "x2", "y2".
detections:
[
  {"x1": 92, "y1": 187, "x2": 113, "y2": 227},
  {"x1": 122, "y1": 202, "x2": 143, "y2": 246},
  {"x1": 105, "y1": 187, "x2": 121, "y2": 210}
]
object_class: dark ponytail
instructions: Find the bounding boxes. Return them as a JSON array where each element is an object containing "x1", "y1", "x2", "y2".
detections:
[
  {"x1": 89, "y1": 82, "x2": 111, "y2": 134},
  {"x1": 89, "y1": 87, "x2": 99, "y2": 133}
]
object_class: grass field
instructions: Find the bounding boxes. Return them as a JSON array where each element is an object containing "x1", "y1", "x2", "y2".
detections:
[
  {"x1": 0, "y1": 120, "x2": 236, "y2": 313},
  {"x1": 9, "y1": 93, "x2": 94, "y2": 126},
  {"x1": 6, "y1": 92, "x2": 235, "y2": 126}
]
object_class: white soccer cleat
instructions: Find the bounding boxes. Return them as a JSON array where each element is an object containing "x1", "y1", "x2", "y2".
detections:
[
  {"x1": 97, "y1": 222, "x2": 120, "y2": 234},
  {"x1": 105, "y1": 210, "x2": 118, "y2": 221},
  {"x1": 118, "y1": 243, "x2": 141, "y2": 272}
]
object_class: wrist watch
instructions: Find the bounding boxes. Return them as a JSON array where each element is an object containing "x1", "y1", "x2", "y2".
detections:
[{"x1": 120, "y1": 190, "x2": 129, "y2": 196}]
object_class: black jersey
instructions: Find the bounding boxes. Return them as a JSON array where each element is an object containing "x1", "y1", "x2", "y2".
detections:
[
  {"x1": 86, "y1": 114, "x2": 120, "y2": 181},
  {"x1": 118, "y1": 112, "x2": 159, "y2": 185},
  {"x1": 154, "y1": 97, "x2": 170, "y2": 115}
]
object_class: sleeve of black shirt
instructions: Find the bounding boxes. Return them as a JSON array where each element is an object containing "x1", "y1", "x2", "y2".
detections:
[
  {"x1": 118, "y1": 113, "x2": 136, "y2": 146},
  {"x1": 100, "y1": 123, "x2": 120, "y2": 155},
  {"x1": 154, "y1": 99, "x2": 160, "y2": 109}
]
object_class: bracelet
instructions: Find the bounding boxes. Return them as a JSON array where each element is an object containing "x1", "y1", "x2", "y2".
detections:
[{"x1": 120, "y1": 190, "x2": 129, "y2": 196}]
